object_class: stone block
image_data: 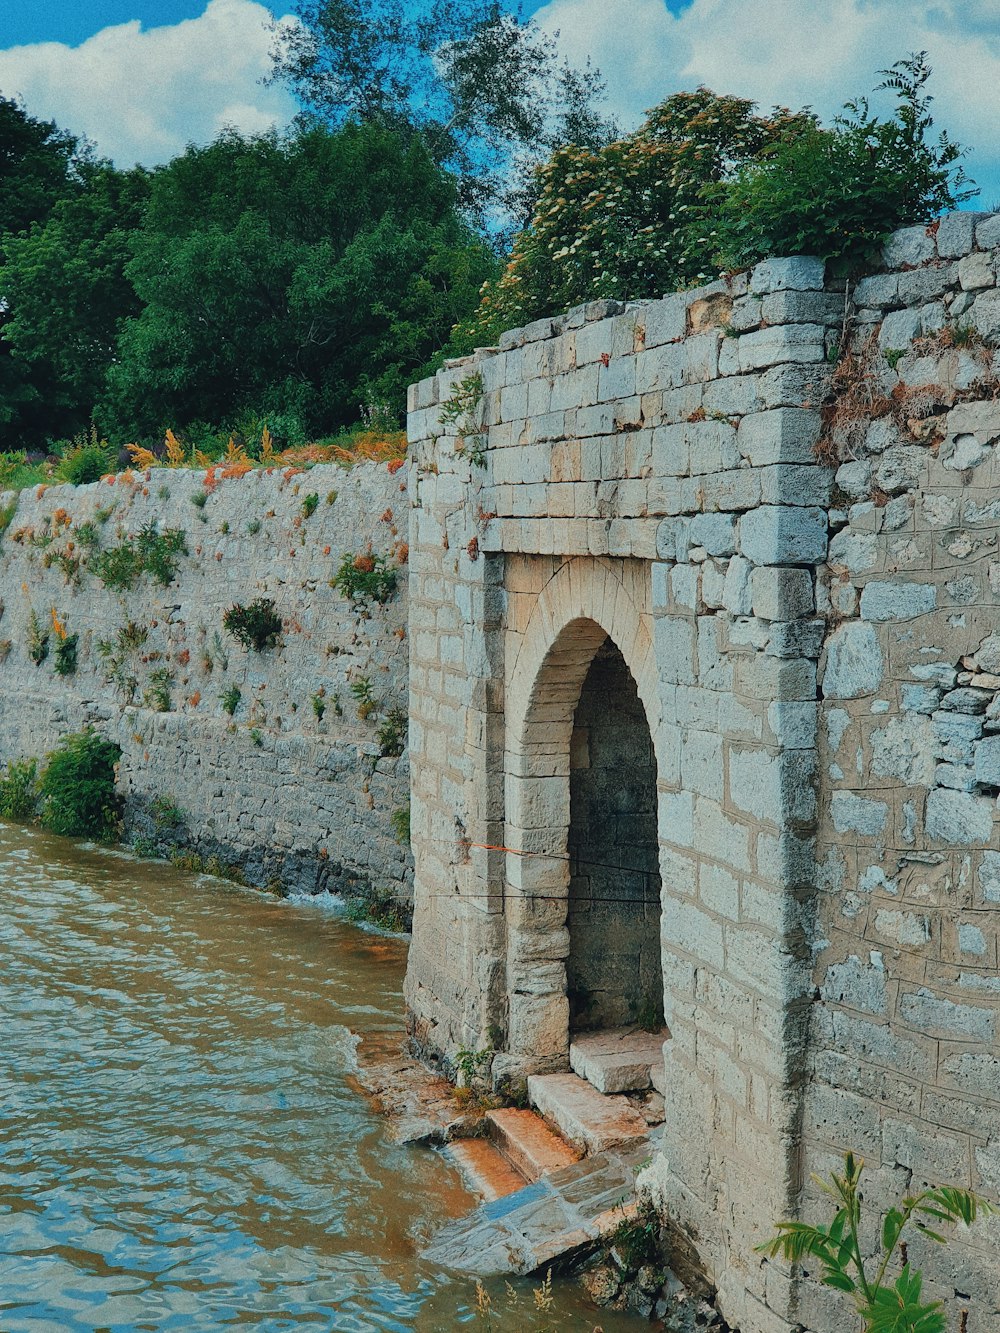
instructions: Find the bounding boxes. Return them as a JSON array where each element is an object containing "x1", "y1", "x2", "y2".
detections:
[
  {"x1": 739, "y1": 505, "x2": 827, "y2": 566},
  {"x1": 749, "y1": 256, "x2": 825, "y2": 294},
  {"x1": 821, "y1": 954, "x2": 887, "y2": 1014},
  {"x1": 859, "y1": 581, "x2": 936, "y2": 621},
  {"x1": 974, "y1": 214, "x2": 1000, "y2": 250},
  {"x1": 737, "y1": 324, "x2": 827, "y2": 372},
  {"x1": 899, "y1": 987, "x2": 995, "y2": 1043},
  {"x1": 925, "y1": 788, "x2": 994, "y2": 845},
  {"x1": 750, "y1": 565, "x2": 814, "y2": 621},
  {"x1": 690, "y1": 511, "x2": 738, "y2": 557},
  {"x1": 878, "y1": 307, "x2": 922, "y2": 350},
  {"x1": 975, "y1": 735, "x2": 1000, "y2": 786},
  {"x1": 874, "y1": 446, "x2": 926, "y2": 494},
  {"x1": 971, "y1": 290, "x2": 1000, "y2": 340},
  {"x1": 882, "y1": 224, "x2": 936, "y2": 268},
  {"x1": 937, "y1": 210, "x2": 985, "y2": 258},
  {"x1": 737, "y1": 409, "x2": 822, "y2": 466},
  {"x1": 959, "y1": 250, "x2": 996, "y2": 291},
  {"x1": 767, "y1": 700, "x2": 817, "y2": 749},
  {"x1": 760, "y1": 290, "x2": 843, "y2": 325},
  {"x1": 830, "y1": 791, "x2": 889, "y2": 837}
]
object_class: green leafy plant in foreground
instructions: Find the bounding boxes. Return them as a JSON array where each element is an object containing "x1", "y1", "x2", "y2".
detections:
[
  {"x1": 758, "y1": 1152, "x2": 995, "y2": 1332},
  {"x1": 39, "y1": 729, "x2": 121, "y2": 839}
]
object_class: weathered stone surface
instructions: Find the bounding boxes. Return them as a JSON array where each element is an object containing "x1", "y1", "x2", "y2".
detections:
[
  {"x1": 925, "y1": 788, "x2": 994, "y2": 845},
  {"x1": 569, "y1": 1028, "x2": 667, "y2": 1094},
  {"x1": 739, "y1": 505, "x2": 827, "y2": 565},
  {"x1": 749, "y1": 256, "x2": 825, "y2": 294},
  {"x1": 528, "y1": 1072, "x2": 651, "y2": 1155},
  {"x1": 882, "y1": 224, "x2": 936, "y2": 268},
  {"x1": 823, "y1": 622, "x2": 884, "y2": 698},
  {"x1": 859, "y1": 581, "x2": 936, "y2": 621}
]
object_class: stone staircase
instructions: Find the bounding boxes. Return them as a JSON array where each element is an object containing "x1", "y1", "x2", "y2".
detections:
[{"x1": 445, "y1": 1027, "x2": 666, "y2": 1206}]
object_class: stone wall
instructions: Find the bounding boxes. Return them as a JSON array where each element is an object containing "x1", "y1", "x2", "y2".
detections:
[
  {"x1": 803, "y1": 211, "x2": 1000, "y2": 1332},
  {"x1": 0, "y1": 460, "x2": 411, "y2": 903},
  {"x1": 405, "y1": 213, "x2": 1000, "y2": 1333},
  {"x1": 405, "y1": 256, "x2": 840, "y2": 1333}
]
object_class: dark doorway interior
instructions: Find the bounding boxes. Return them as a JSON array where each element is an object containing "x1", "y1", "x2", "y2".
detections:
[{"x1": 567, "y1": 636, "x2": 663, "y2": 1032}]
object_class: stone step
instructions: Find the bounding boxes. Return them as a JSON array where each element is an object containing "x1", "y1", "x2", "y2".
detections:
[
  {"x1": 527, "y1": 1071, "x2": 651, "y2": 1156},
  {"x1": 569, "y1": 1027, "x2": 668, "y2": 1094},
  {"x1": 485, "y1": 1107, "x2": 581, "y2": 1182},
  {"x1": 445, "y1": 1136, "x2": 528, "y2": 1202}
]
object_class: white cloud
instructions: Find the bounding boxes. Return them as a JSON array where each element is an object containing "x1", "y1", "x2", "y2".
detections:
[
  {"x1": 0, "y1": 0, "x2": 299, "y2": 166},
  {"x1": 535, "y1": 0, "x2": 1000, "y2": 203}
]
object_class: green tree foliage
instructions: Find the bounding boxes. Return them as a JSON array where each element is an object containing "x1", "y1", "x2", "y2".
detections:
[
  {"x1": 270, "y1": 0, "x2": 614, "y2": 224},
  {"x1": 1, "y1": 164, "x2": 150, "y2": 440},
  {"x1": 454, "y1": 90, "x2": 810, "y2": 350},
  {"x1": 759, "y1": 1153, "x2": 994, "y2": 1333},
  {"x1": 716, "y1": 54, "x2": 976, "y2": 273},
  {"x1": 98, "y1": 123, "x2": 495, "y2": 439},
  {"x1": 0, "y1": 97, "x2": 95, "y2": 447}
]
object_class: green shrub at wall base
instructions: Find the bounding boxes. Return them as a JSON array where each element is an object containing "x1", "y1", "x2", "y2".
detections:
[
  {"x1": 0, "y1": 758, "x2": 39, "y2": 821},
  {"x1": 39, "y1": 730, "x2": 121, "y2": 838}
]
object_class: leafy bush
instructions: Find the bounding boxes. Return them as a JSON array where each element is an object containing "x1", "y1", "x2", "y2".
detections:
[
  {"x1": 27, "y1": 608, "x2": 49, "y2": 665},
  {"x1": 39, "y1": 729, "x2": 121, "y2": 838},
  {"x1": 453, "y1": 89, "x2": 809, "y2": 348},
  {"x1": 759, "y1": 1151, "x2": 994, "y2": 1333},
  {"x1": 143, "y1": 666, "x2": 173, "y2": 712},
  {"x1": 333, "y1": 551, "x2": 397, "y2": 604},
  {"x1": 301, "y1": 492, "x2": 319, "y2": 518},
  {"x1": 53, "y1": 632, "x2": 78, "y2": 676},
  {"x1": 716, "y1": 54, "x2": 975, "y2": 273},
  {"x1": 220, "y1": 685, "x2": 241, "y2": 716},
  {"x1": 93, "y1": 525, "x2": 187, "y2": 589},
  {"x1": 376, "y1": 707, "x2": 407, "y2": 758},
  {"x1": 0, "y1": 758, "x2": 39, "y2": 821},
  {"x1": 390, "y1": 802, "x2": 410, "y2": 846},
  {"x1": 222, "y1": 599, "x2": 282, "y2": 652},
  {"x1": 56, "y1": 439, "x2": 114, "y2": 485}
]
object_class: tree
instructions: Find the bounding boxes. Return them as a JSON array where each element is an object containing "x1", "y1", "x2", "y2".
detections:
[
  {"x1": 98, "y1": 123, "x2": 496, "y2": 441},
  {"x1": 0, "y1": 97, "x2": 94, "y2": 448},
  {"x1": 270, "y1": 0, "x2": 614, "y2": 225},
  {"x1": 452, "y1": 89, "x2": 810, "y2": 350},
  {"x1": 1, "y1": 164, "x2": 149, "y2": 441}
]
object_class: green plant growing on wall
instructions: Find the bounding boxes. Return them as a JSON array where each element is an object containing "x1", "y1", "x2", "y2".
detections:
[
  {"x1": 248, "y1": 727, "x2": 264, "y2": 747},
  {"x1": 350, "y1": 676, "x2": 377, "y2": 720},
  {"x1": 143, "y1": 667, "x2": 173, "y2": 712},
  {"x1": 96, "y1": 620, "x2": 149, "y2": 701},
  {"x1": 332, "y1": 551, "x2": 398, "y2": 604},
  {"x1": 27, "y1": 608, "x2": 50, "y2": 665},
  {"x1": 311, "y1": 690, "x2": 326, "y2": 722},
  {"x1": 0, "y1": 499, "x2": 17, "y2": 538},
  {"x1": 191, "y1": 490, "x2": 208, "y2": 510},
  {"x1": 75, "y1": 520, "x2": 99, "y2": 549},
  {"x1": 93, "y1": 525, "x2": 187, "y2": 590},
  {"x1": 391, "y1": 802, "x2": 410, "y2": 846},
  {"x1": 0, "y1": 758, "x2": 39, "y2": 821},
  {"x1": 439, "y1": 370, "x2": 487, "y2": 466},
  {"x1": 94, "y1": 505, "x2": 115, "y2": 525},
  {"x1": 301, "y1": 492, "x2": 319, "y2": 518},
  {"x1": 220, "y1": 684, "x2": 241, "y2": 716},
  {"x1": 376, "y1": 706, "x2": 407, "y2": 758},
  {"x1": 39, "y1": 729, "x2": 121, "y2": 839},
  {"x1": 150, "y1": 794, "x2": 185, "y2": 833},
  {"x1": 344, "y1": 885, "x2": 409, "y2": 933},
  {"x1": 222, "y1": 598, "x2": 282, "y2": 652},
  {"x1": 758, "y1": 1152, "x2": 994, "y2": 1333},
  {"x1": 53, "y1": 632, "x2": 79, "y2": 676},
  {"x1": 247, "y1": 518, "x2": 261, "y2": 536}
]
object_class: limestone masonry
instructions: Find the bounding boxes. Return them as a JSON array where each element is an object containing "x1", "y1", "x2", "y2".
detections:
[
  {"x1": 404, "y1": 211, "x2": 1000, "y2": 1333},
  {"x1": 0, "y1": 461, "x2": 410, "y2": 901},
  {"x1": 7, "y1": 209, "x2": 1000, "y2": 1333}
]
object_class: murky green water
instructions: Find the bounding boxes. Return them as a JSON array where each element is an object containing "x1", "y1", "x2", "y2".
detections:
[{"x1": 0, "y1": 824, "x2": 648, "y2": 1331}]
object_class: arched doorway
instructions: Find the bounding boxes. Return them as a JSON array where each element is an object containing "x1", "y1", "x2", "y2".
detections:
[{"x1": 568, "y1": 637, "x2": 663, "y2": 1033}]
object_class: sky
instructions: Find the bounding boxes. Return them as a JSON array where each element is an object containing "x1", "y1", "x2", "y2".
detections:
[{"x1": 0, "y1": 0, "x2": 998, "y2": 204}]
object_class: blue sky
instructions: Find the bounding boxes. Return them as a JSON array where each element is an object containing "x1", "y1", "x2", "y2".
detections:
[{"x1": 0, "y1": 0, "x2": 997, "y2": 205}]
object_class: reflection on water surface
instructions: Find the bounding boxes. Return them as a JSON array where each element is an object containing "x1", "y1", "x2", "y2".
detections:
[{"x1": 0, "y1": 824, "x2": 648, "y2": 1331}]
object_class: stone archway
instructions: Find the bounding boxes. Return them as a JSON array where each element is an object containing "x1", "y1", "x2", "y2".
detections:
[{"x1": 501, "y1": 558, "x2": 663, "y2": 1079}]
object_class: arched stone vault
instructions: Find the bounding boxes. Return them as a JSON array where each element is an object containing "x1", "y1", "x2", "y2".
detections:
[{"x1": 501, "y1": 557, "x2": 662, "y2": 1077}]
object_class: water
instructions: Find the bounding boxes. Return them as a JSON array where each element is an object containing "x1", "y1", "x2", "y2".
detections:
[{"x1": 0, "y1": 824, "x2": 649, "y2": 1331}]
